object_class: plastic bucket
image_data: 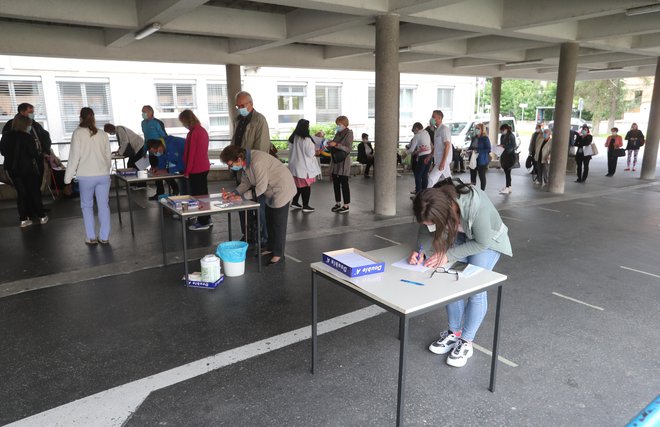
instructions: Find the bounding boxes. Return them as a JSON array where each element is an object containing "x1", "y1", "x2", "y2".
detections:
[
  {"x1": 216, "y1": 241, "x2": 249, "y2": 277},
  {"x1": 200, "y1": 254, "x2": 221, "y2": 282}
]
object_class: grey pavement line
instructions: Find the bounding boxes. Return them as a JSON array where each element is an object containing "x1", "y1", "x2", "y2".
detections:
[
  {"x1": 619, "y1": 266, "x2": 660, "y2": 280},
  {"x1": 1, "y1": 181, "x2": 658, "y2": 299},
  {"x1": 551, "y1": 292, "x2": 604, "y2": 311},
  {"x1": 471, "y1": 343, "x2": 518, "y2": 368}
]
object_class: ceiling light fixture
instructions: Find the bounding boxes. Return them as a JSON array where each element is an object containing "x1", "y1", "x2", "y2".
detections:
[
  {"x1": 625, "y1": 4, "x2": 660, "y2": 16},
  {"x1": 398, "y1": 46, "x2": 412, "y2": 53},
  {"x1": 134, "y1": 23, "x2": 161, "y2": 40},
  {"x1": 587, "y1": 67, "x2": 624, "y2": 73},
  {"x1": 503, "y1": 59, "x2": 544, "y2": 67}
]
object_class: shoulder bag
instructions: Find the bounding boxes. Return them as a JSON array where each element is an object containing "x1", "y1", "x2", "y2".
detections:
[{"x1": 330, "y1": 147, "x2": 348, "y2": 163}]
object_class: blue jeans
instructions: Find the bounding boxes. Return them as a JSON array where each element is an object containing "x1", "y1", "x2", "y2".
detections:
[
  {"x1": 446, "y1": 233, "x2": 501, "y2": 341},
  {"x1": 78, "y1": 175, "x2": 111, "y2": 241},
  {"x1": 414, "y1": 154, "x2": 431, "y2": 193}
]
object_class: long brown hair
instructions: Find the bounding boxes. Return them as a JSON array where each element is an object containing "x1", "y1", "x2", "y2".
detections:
[
  {"x1": 413, "y1": 179, "x2": 469, "y2": 256},
  {"x1": 79, "y1": 107, "x2": 98, "y2": 135},
  {"x1": 179, "y1": 109, "x2": 200, "y2": 129}
]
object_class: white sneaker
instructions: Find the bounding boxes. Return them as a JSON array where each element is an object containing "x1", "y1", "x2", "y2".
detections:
[
  {"x1": 499, "y1": 187, "x2": 512, "y2": 194},
  {"x1": 428, "y1": 331, "x2": 460, "y2": 355},
  {"x1": 20, "y1": 219, "x2": 33, "y2": 228},
  {"x1": 39, "y1": 216, "x2": 49, "y2": 224},
  {"x1": 446, "y1": 338, "x2": 474, "y2": 367}
]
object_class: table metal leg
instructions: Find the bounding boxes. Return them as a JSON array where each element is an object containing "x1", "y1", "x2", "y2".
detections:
[
  {"x1": 311, "y1": 270, "x2": 318, "y2": 374},
  {"x1": 256, "y1": 208, "x2": 261, "y2": 272},
  {"x1": 489, "y1": 285, "x2": 503, "y2": 392},
  {"x1": 182, "y1": 211, "x2": 189, "y2": 287},
  {"x1": 160, "y1": 203, "x2": 166, "y2": 266},
  {"x1": 115, "y1": 175, "x2": 122, "y2": 226},
  {"x1": 126, "y1": 180, "x2": 135, "y2": 236},
  {"x1": 396, "y1": 316, "x2": 409, "y2": 427},
  {"x1": 227, "y1": 212, "x2": 232, "y2": 240}
]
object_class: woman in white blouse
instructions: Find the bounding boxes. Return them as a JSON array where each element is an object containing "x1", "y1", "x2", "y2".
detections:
[
  {"x1": 288, "y1": 119, "x2": 321, "y2": 213},
  {"x1": 64, "y1": 107, "x2": 112, "y2": 244}
]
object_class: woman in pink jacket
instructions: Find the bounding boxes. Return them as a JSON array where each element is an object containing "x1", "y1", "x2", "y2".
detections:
[
  {"x1": 605, "y1": 127, "x2": 623, "y2": 177},
  {"x1": 179, "y1": 109, "x2": 211, "y2": 231}
]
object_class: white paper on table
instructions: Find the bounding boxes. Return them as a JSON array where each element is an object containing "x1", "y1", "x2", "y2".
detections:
[
  {"x1": 332, "y1": 252, "x2": 375, "y2": 267},
  {"x1": 459, "y1": 264, "x2": 484, "y2": 278},
  {"x1": 492, "y1": 146, "x2": 504, "y2": 157},
  {"x1": 391, "y1": 257, "x2": 430, "y2": 273},
  {"x1": 135, "y1": 156, "x2": 151, "y2": 171}
]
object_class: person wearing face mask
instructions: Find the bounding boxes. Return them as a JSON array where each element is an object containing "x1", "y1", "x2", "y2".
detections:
[
  {"x1": 624, "y1": 123, "x2": 645, "y2": 172},
  {"x1": 141, "y1": 105, "x2": 169, "y2": 199},
  {"x1": 407, "y1": 122, "x2": 433, "y2": 195},
  {"x1": 469, "y1": 123, "x2": 491, "y2": 191},
  {"x1": 104, "y1": 123, "x2": 144, "y2": 169},
  {"x1": 328, "y1": 115, "x2": 353, "y2": 214},
  {"x1": 529, "y1": 124, "x2": 542, "y2": 183},
  {"x1": 408, "y1": 178, "x2": 512, "y2": 368},
  {"x1": 535, "y1": 129, "x2": 552, "y2": 186},
  {"x1": 357, "y1": 133, "x2": 375, "y2": 178},
  {"x1": 146, "y1": 136, "x2": 186, "y2": 178},
  {"x1": 64, "y1": 108, "x2": 112, "y2": 244},
  {"x1": 574, "y1": 124, "x2": 593, "y2": 183},
  {"x1": 3, "y1": 103, "x2": 52, "y2": 188},
  {"x1": 179, "y1": 110, "x2": 211, "y2": 231},
  {"x1": 0, "y1": 114, "x2": 48, "y2": 228},
  {"x1": 498, "y1": 124, "x2": 517, "y2": 194},
  {"x1": 232, "y1": 91, "x2": 271, "y2": 246},
  {"x1": 220, "y1": 145, "x2": 296, "y2": 265},
  {"x1": 427, "y1": 110, "x2": 452, "y2": 188},
  {"x1": 605, "y1": 127, "x2": 623, "y2": 177}
]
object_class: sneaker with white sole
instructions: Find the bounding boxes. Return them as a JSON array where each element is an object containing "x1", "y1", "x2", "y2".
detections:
[
  {"x1": 188, "y1": 221, "x2": 211, "y2": 231},
  {"x1": 291, "y1": 202, "x2": 302, "y2": 210},
  {"x1": 428, "y1": 331, "x2": 460, "y2": 355},
  {"x1": 39, "y1": 216, "x2": 49, "y2": 224},
  {"x1": 302, "y1": 206, "x2": 315, "y2": 213},
  {"x1": 20, "y1": 219, "x2": 33, "y2": 228},
  {"x1": 499, "y1": 187, "x2": 512, "y2": 194},
  {"x1": 337, "y1": 206, "x2": 349, "y2": 214},
  {"x1": 446, "y1": 338, "x2": 473, "y2": 367}
]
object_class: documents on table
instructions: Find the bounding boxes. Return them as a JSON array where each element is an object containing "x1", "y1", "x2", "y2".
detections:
[
  {"x1": 392, "y1": 257, "x2": 430, "y2": 273},
  {"x1": 135, "y1": 156, "x2": 151, "y2": 171}
]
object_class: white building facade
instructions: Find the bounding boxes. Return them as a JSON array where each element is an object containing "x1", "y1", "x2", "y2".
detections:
[{"x1": 0, "y1": 55, "x2": 476, "y2": 158}]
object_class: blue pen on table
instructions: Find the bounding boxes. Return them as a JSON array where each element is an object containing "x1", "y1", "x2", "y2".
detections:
[{"x1": 401, "y1": 279, "x2": 425, "y2": 286}]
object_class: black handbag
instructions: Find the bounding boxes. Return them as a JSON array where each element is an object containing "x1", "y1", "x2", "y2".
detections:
[
  {"x1": 330, "y1": 148, "x2": 348, "y2": 163},
  {"x1": 615, "y1": 148, "x2": 626, "y2": 157},
  {"x1": 525, "y1": 155, "x2": 534, "y2": 170}
]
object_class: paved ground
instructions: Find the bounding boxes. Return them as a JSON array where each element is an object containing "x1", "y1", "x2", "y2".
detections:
[{"x1": 1, "y1": 156, "x2": 659, "y2": 426}]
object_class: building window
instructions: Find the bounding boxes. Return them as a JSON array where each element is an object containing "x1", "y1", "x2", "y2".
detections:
[
  {"x1": 0, "y1": 79, "x2": 48, "y2": 132},
  {"x1": 437, "y1": 87, "x2": 454, "y2": 119},
  {"x1": 368, "y1": 86, "x2": 375, "y2": 118},
  {"x1": 155, "y1": 83, "x2": 196, "y2": 128},
  {"x1": 400, "y1": 87, "x2": 415, "y2": 121},
  {"x1": 277, "y1": 84, "x2": 305, "y2": 123},
  {"x1": 57, "y1": 81, "x2": 112, "y2": 134},
  {"x1": 207, "y1": 83, "x2": 229, "y2": 127},
  {"x1": 316, "y1": 85, "x2": 341, "y2": 123}
]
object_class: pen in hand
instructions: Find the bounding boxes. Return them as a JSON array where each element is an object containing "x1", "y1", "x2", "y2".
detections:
[{"x1": 417, "y1": 244, "x2": 424, "y2": 265}]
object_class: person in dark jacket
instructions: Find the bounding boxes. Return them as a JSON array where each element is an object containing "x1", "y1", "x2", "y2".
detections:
[
  {"x1": 529, "y1": 124, "x2": 542, "y2": 182},
  {"x1": 357, "y1": 133, "x2": 374, "y2": 178},
  {"x1": 2, "y1": 102, "x2": 52, "y2": 182},
  {"x1": 498, "y1": 124, "x2": 517, "y2": 194},
  {"x1": 0, "y1": 114, "x2": 47, "y2": 227},
  {"x1": 469, "y1": 123, "x2": 491, "y2": 191},
  {"x1": 624, "y1": 123, "x2": 645, "y2": 172},
  {"x1": 574, "y1": 124, "x2": 593, "y2": 183}
]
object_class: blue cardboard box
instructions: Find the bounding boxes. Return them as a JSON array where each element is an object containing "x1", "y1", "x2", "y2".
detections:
[
  {"x1": 322, "y1": 248, "x2": 385, "y2": 278},
  {"x1": 182, "y1": 273, "x2": 224, "y2": 289}
]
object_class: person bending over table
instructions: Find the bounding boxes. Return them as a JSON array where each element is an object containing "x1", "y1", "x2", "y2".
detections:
[
  {"x1": 220, "y1": 145, "x2": 297, "y2": 265},
  {"x1": 147, "y1": 136, "x2": 186, "y2": 193},
  {"x1": 408, "y1": 178, "x2": 512, "y2": 368}
]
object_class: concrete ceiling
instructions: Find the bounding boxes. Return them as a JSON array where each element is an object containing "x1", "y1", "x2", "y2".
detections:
[{"x1": 0, "y1": 0, "x2": 659, "y2": 80}]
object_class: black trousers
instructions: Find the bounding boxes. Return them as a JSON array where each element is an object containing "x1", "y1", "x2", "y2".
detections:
[
  {"x1": 607, "y1": 150, "x2": 618, "y2": 175},
  {"x1": 503, "y1": 167, "x2": 512, "y2": 187},
  {"x1": 293, "y1": 186, "x2": 312, "y2": 207},
  {"x1": 363, "y1": 157, "x2": 374, "y2": 176},
  {"x1": 266, "y1": 203, "x2": 289, "y2": 257},
  {"x1": 10, "y1": 172, "x2": 44, "y2": 221},
  {"x1": 470, "y1": 165, "x2": 488, "y2": 190},
  {"x1": 188, "y1": 171, "x2": 209, "y2": 225},
  {"x1": 126, "y1": 147, "x2": 144, "y2": 169},
  {"x1": 332, "y1": 174, "x2": 350, "y2": 204},
  {"x1": 576, "y1": 153, "x2": 591, "y2": 181}
]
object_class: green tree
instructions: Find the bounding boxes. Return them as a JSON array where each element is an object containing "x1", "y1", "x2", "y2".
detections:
[
  {"x1": 574, "y1": 79, "x2": 627, "y2": 135},
  {"x1": 481, "y1": 79, "x2": 557, "y2": 121}
]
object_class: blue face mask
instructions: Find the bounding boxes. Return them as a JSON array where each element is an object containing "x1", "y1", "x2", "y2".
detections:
[
  {"x1": 154, "y1": 151, "x2": 163, "y2": 157},
  {"x1": 142, "y1": 112, "x2": 148, "y2": 120},
  {"x1": 238, "y1": 107, "x2": 249, "y2": 117},
  {"x1": 430, "y1": 118, "x2": 436, "y2": 126},
  {"x1": 230, "y1": 165, "x2": 242, "y2": 171},
  {"x1": 27, "y1": 113, "x2": 35, "y2": 120},
  {"x1": 26, "y1": 126, "x2": 32, "y2": 133},
  {"x1": 336, "y1": 125, "x2": 345, "y2": 133}
]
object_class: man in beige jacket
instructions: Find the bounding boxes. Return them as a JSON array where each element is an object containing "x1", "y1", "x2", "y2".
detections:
[{"x1": 231, "y1": 91, "x2": 271, "y2": 245}]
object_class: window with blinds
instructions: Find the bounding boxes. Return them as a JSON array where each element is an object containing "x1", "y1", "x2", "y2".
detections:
[
  {"x1": 437, "y1": 87, "x2": 454, "y2": 119},
  {"x1": 277, "y1": 84, "x2": 305, "y2": 123},
  {"x1": 400, "y1": 88, "x2": 414, "y2": 122},
  {"x1": 57, "y1": 81, "x2": 112, "y2": 134},
  {"x1": 367, "y1": 86, "x2": 375, "y2": 118},
  {"x1": 0, "y1": 79, "x2": 47, "y2": 131},
  {"x1": 155, "y1": 83, "x2": 196, "y2": 128},
  {"x1": 207, "y1": 83, "x2": 229, "y2": 127},
  {"x1": 315, "y1": 85, "x2": 341, "y2": 123}
]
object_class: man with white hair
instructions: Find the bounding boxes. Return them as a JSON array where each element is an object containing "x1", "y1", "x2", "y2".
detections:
[{"x1": 232, "y1": 91, "x2": 270, "y2": 152}]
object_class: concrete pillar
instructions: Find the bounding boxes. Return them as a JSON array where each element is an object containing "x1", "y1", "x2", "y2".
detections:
[
  {"x1": 374, "y1": 14, "x2": 399, "y2": 216},
  {"x1": 488, "y1": 77, "x2": 501, "y2": 145},
  {"x1": 225, "y1": 64, "x2": 242, "y2": 135},
  {"x1": 640, "y1": 57, "x2": 660, "y2": 180},
  {"x1": 548, "y1": 42, "x2": 579, "y2": 194}
]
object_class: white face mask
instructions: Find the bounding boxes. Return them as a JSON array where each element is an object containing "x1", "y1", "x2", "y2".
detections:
[{"x1": 426, "y1": 224, "x2": 436, "y2": 233}]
